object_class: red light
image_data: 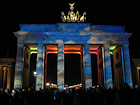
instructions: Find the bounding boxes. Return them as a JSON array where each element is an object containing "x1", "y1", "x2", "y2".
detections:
[{"x1": 77, "y1": 93, "x2": 78, "y2": 95}]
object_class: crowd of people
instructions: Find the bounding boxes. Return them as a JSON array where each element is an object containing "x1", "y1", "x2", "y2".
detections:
[{"x1": 1, "y1": 83, "x2": 140, "y2": 105}]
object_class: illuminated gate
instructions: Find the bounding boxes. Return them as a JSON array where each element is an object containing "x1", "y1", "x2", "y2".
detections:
[{"x1": 13, "y1": 3, "x2": 133, "y2": 90}]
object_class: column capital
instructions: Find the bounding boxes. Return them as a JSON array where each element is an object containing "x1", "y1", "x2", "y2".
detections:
[
  {"x1": 84, "y1": 43, "x2": 90, "y2": 46},
  {"x1": 103, "y1": 44, "x2": 110, "y2": 47},
  {"x1": 122, "y1": 44, "x2": 129, "y2": 49},
  {"x1": 83, "y1": 44, "x2": 90, "y2": 47},
  {"x1": 38, "y1": 43, "x2": 44, "y2": 46},
  {"x1": 2, "y1": 66, "x2": 8, "y2": 71},
  {"x1": 123, "y1": 44, "x2": 129, "y2": 46},
  {"x1": 17, "y1": 42, "x2": 24, "y2": 46},
  {"x1": 37, "y1": 43, "x2": 45, "y2": 54},
  {"x1": 57, "y1": 43, "x2": 64, "y2": 47}
]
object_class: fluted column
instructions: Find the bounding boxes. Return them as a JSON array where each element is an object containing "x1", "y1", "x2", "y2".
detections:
[
  {"x1": 7, "y1": 67, "x2": 11, "y2": 89},
  {"x1": 121, "y1": 46, "x2": 125, "y2": 83},
  {"x1": 0, "y1": 66, "x2": 3, "y2": 88},
  {"x1": 103, "y1": 44, "x2": 113, "y2": 88},
  {"x1": 3, "y1": 67, "x2": 8, "y2": 89},
  {"x1": 102, "y1": 46, "x2": 106, "y2": 87},
  {"x1": 44, "y1": 48, "x2": 48, "y2": 89},
  {"x1": 57, "y1": 43, "x2": 64, "y2": 91},
  {"x1": 36, "y1": 43, "x2": 44, "y2": 91},
  {"x1": 14, "y1": 43, "x2": 24, "y2": 89},
  {"x1": 80, "y1": 47, "x2": 84, "y2": 89},
  {"x1": 83, "y1": 44, "x2": 92, "y2": 89},
  {"x1": 123, "y1": 44, "x2": 133, "y2": 87}
]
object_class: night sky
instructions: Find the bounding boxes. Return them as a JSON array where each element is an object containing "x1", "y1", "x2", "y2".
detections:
[{"x1": 0, "y1": 0, "x2": 140, "y2": 85}]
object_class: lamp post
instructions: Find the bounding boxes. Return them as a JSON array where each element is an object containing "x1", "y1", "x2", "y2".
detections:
[
  {"x1": 33, "y1": 71, "x2": 37, "y2": 88},
  {"x1": 46, "y1": 82, "x2": 50, "y2": 89}
]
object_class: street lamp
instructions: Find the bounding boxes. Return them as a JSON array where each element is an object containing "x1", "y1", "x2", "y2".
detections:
[
  {"x1": 46, "y1": 83, "x2": 51, "y2": 89},
  {"x1": 33, "y1": 71, "x2": 37, "y2": 88},
  {"x1": 33, "y1": 71, "x2": 37, "y2": 76},
  {"x1": 46, "y1": 83, "x2": 50, "y2": 86}
]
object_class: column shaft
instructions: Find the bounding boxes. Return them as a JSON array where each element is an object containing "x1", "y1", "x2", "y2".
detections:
[
  {"x1": 36, "y1": 44, "x2": 44, "y2": 91},
  {"x1": 57, "y1": 43, "x2": 64, "y2": 91},
  {"x1": 121, "y1": 46, "x2": 125, "y2": 83},
  {"x1": 23, "y1": 45, "x2": 31, "y2": 88},
  {"x1": 3, "y1": 67, "x2": 7, "y2": 89},
  {"x1": 44, "y1": 48, "x2": 47, "y2": 89},
  {"x1": 7, "y1": 67, "x2": 11, "y2": 89},
  {"x1": 80, "y1": 47, "x2": 84, "y2": 89},
  {"x1": 83, "y1": 44, "x2": 92, "y2": 89},
  {"x1": 14, "y1": 43, "x2": 24, "y2": 89},
  {"x1": 104, "y1": 44, "x2": 113, "y2": 88},
  {"x1": 102, "y1": 46, "x2": 106, "y2": 87},
  {"x1": 0, "y1": 66, "x2": 3, "y2": 88},
  {"x1": 123, "y1": 44, "x2": 133, "y2": 87}
]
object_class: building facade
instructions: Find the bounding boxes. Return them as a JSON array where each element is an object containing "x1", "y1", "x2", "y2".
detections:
[
  {"x1": 13, "y1": 23, "x2": 133, "y2": 91},
  {"x1": 131, "y1": 59, "x2": 140, "y2": 87},
  {"x1": 0, "y1": 58, "x2": 15, "y2": 90}
]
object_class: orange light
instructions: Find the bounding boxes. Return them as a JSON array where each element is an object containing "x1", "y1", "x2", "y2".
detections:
[
  {"x1": 90, "y1": 51, "x2": 97, "y2": 55},
  {"x1": 47, "y1": 51, "x2": 58, "y2": 54},
  {"x1": 64, "y1": 52, "x2": 81, "y2": 54},
  {"x1": 90, "y1": 48, "x2": 98, "y2": 50}
]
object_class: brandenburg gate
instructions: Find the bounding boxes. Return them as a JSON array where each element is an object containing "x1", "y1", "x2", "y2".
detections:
[{"x1": 13, "y1": 3, "x2": 133, "y2": 91}]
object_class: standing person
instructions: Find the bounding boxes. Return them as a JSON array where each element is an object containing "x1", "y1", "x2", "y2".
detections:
[
  {"x1": 80, "y1": 89, "x2": 88, "y2": 105},
  {"x1": 98, "y1": 87, "x2": 105, "y2": 105},
  {"x1": 106, "y1": 87, "x2": 115, "y2": 105},
  {"x1": 119, "y1": 83, "x2": 133, "y2": 105}
]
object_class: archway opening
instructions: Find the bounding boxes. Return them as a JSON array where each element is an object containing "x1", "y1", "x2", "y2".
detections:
[
  {"x1": 91, "y1": 54, "x2": 98, "y2": 86},
  {"x1": 64, "y1": 54, "x2": 81, "y2": 86},
  {"x1": 47, "y1": 54, "x2": 57, "y2": 84},
  {"x1": 64, "y1": 44, "x2": 83, "y2": 88},
  {"x1": 44, "y1": 44, "x2": 58, "y2": 89},
  {"x1": 90, "y1": 45, "x2": 102, "y2": 87},
  {"x1": 29, "y1": 53, "x2": 37, "y2": 88}
]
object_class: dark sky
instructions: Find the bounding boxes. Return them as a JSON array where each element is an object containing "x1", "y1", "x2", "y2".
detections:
[
  {"x1": 0, "y1": 0, "x2": 140, "y2": 85},
  {"x1": 1, "y1": 0, "x2": 140, "y2": 58}
]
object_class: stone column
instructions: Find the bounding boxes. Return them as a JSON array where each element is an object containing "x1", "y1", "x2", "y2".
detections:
[
  {"x1": 7, "y1": 67, "x2": 11, "y2": 90},
  {"x1": 123, "y1": 44, "x2": 133, "y2": 87},
  {"x1": 57, "y1": 43, "x2": 64, "y2": 91},
  {"x1": 121, "y1": 46, "x2": 125, "y2": 83},
  {"x1": 3, "y1": 67, "x2": 7, "y2": 89},
  {"x1": 36, "y1": 43, "x2": 44, "y2": 91},
  {"x1": 0, "y1": 66, "x2": 3, "y2": 88},
  {"x1": 44, "y1": 48, "x2": 48, "y2": 89},
  {"x1": 23, "y1": 45, "x2": 31, "y2": 88},
  {"x1": 14, "y1": 43, "x2": 24, "y2": 89},
  {"x1": 83, "y1": 44, "x2": 92, "y2": 89},
  {"x1": 43, "y1": 46, "x2": 45, "y2": 87},
  {"x1": 103, "y1": 44, "x2": 113, "y2": 88},
  {"x1": 102, "y1": 46, "x2": 106, "y2": 87},
  {"x1": 80, "y1": 46, "x2": 84, "y2": 89}
]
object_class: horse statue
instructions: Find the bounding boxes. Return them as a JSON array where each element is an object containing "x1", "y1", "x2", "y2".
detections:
[
  {"x1": 61, "y1": 11, "x2": 67, "y2": 22},
  {"x1": 76, "y1": 11, "x2": 80, "y2": 22},
  {"x1": 80, "y1": 12, "x2": 86, "y2": 22}
]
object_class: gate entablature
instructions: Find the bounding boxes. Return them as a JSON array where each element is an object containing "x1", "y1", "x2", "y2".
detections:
[{"x1": 14, "y1": 23, "x2": 131, "y2": 45}]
